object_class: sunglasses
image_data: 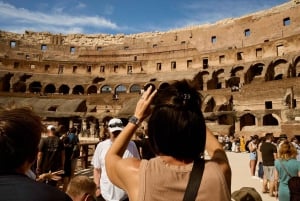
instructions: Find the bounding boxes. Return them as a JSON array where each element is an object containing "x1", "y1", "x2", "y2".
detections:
[{"x1": 108, "y1": 122, "x2": 123, "y2": 128}]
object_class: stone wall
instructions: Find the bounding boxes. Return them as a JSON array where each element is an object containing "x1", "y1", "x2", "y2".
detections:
[{"x1": 0, "y1": 0, "x2": 300, "y2": 138}]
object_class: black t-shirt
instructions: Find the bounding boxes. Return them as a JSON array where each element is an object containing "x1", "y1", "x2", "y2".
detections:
[
  {"x1": 0, "y1": 174, "x2": 72, "y2": 201},
  {"x1": 260, "y1": 142, "x2": 277, "y2": 166},
  {"x1": 38, "y1": 136, "x2": 64, "y2": 173}
]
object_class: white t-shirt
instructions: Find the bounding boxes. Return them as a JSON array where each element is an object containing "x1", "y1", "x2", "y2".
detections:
[{"x1": 91, "y1": 139, "x2": 140, "y2": 201}]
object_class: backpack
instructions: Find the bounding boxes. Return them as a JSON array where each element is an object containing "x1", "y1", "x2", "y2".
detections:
[
  {"x1": 67, "y1": 132, "x2": 80, "y2": 158},
  {"x1": 288, "y1": 176, "x2": 300, "y2": 201},
  {"x1": 72, "y1": 144, "x2": 80, "y2": 158},
  {"x1": 231, "y1": 187, "x2": 262, "y2": 201}
]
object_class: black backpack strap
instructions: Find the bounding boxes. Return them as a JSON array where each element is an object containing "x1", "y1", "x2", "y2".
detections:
[{"x1": 183, "y1": 158, "x2": 205, "y2": 201}]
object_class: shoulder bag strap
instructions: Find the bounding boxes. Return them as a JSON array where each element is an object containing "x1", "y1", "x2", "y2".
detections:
[
  {"x1": 279, "y1": 160, "x2": 292, "y2": 178},
  {"x1": 182, "y1": 157, "x2": 205, "y2": 201}
]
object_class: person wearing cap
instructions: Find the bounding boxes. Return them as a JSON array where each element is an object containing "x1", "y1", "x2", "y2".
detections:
[
  {"x1": 36, "y1": 124, "x2": 65, "y2": 187},
  {"x1": 91, "y1": 118, "x2": 140, "y2": 201}
]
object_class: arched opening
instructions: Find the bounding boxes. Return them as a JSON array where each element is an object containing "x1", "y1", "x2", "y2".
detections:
[
  {"x1": 244, "y1": 63, "x2": 264, "y2": 84},
  {"x1": 192, "y1": 71, "x2": 208, "y2": 90},
  {"x1": 59, "y1": 84, "x2": 70, "y2": 94},
  {"x1": 1, "y1": 73, "x2": 13, "y2": 92},
  {"x1": 72, "y1": 85, "x2": 84, "y2": 95},
  {"x1": 263, "y1": 114, "x2": 279, "y2": 125},
  {"x1": 240, "y1": 113, "x2": 255, "y2": 131},
  {"x1": 44, "y1": 84, "x2": 56, "y2": 94},
  {"x1": 130, "y1": 84, "x2": 141, "y2": 93},
  {"x1": 116, "y1": 84, "x2": 127, "y2": 93},
  {"x1": 204, "y1": 98, "x2": 216, "y2": 112},
  {"x1": 101, "y1": 85, "x2": 112, "y2": 93},
  {"x1": 294, "y1": 56, "x2": 300, "y2": 77},
  {"x1": 273, "y1": 59, "x2": 288, "y2": 79},
  {"x1": 87, "y1": 85, "x2": 98, "y2": 94},
  {"x1": 29, "y1": 81, "x2": 42, "y2": 93},
  {"x1": 207, "y1": 69, "x2": 224, "y2": 90}
]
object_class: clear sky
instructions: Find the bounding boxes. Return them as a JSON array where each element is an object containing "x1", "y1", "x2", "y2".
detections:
[{"x1": 0, "y1": 0, "x2": 288, "y2": 35}]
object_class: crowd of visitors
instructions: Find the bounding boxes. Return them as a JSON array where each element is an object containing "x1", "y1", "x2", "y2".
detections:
[{"x1": 1, "y1": 83, "x2": 300, "y2": 201}]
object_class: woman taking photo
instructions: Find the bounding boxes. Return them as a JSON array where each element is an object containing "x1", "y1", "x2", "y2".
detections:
[{"x1": 105, "y1": 79, "x2": 231, "y2": 201}]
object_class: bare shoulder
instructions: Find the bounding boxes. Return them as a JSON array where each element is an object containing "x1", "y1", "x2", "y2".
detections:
[{"x1": 115, "y1": 158, "x2": 141, "y2": 198}]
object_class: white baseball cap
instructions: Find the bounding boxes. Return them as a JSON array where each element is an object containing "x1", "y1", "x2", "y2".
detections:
[
  {"x1": 108, "y1": 118, "x2": 124, "y2": 133},
  {"x1": 47, "y1": 125, "x2": 55, "y2": 130}
]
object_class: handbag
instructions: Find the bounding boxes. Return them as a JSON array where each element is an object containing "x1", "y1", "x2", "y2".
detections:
[
  {"x1": 182, "y1": 157, "x2": 205, "y2": 201},
  {"x1": 279, "y1": 160, "x2": 300, "y2": 201}
]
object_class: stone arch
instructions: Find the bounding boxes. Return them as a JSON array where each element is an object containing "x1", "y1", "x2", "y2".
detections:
[
  {"x1": 244, "y1": 63, "x2": 264, "y2": 84},
  {"x1": 240, "y1": 113, "x2": 256, "y2": 131},
  {"x1": 1, "y1": 73, "x2": 14, "y2": 92},
  {"x1": 100, "y1": 84, "x2": 112, "y2": 93},
  {"x1": 192, "y1": 71, "x2": 206, "y2": 90},
  {"x1": 262, "y1": 113, "x2": 279, "y2": 126},
  {"x1": 115, "y1": 84, "x2": 127, "y2": 94},
  {"x1": 293, "y1": 55, "x2": 300, "y2": 77},
  {"x1": 207, "y1": 69, "x2": 224, "y2": 90},
  {"x1": 129, "y1": 84, "x2": 141, "y2": 93},
  {"x1": 282, "y1": 87, "x2": 294, "y2": 109},
  {"x1": 72, "y1": 85, "x2": 84, "y2": 95},
  {"x1": 87, "y1": 85, "x2": 98, "y2": 94},
  {"x1": 59, "y1": 84, "x2": 70, "y2": 94},
  {"x1": 227, "y1": 66, "x2": 244, "y2": 90},
  {"x1": 202, "y1": 95, "x2": 216, "y2": 112},
  {"x1": 273, "y1": 59, "x2": 289, "y2": 80},
  {"x1": 44, "y1": 83, "x2": 56, "y2": 94},
  {"x1": 29, "y1": 81, "x2": 42, "y2": 93}
]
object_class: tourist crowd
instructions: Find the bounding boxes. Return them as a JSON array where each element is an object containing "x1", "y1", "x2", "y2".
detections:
[{"x1": 1, "y1": 79, "x2": 299, "y2": 201}]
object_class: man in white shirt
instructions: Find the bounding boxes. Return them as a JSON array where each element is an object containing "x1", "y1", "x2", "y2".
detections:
[{"x1": 92, "y1": 118, "x2": 140, "y2": 201}]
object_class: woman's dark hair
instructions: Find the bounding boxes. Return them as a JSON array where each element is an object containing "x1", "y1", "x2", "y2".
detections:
[
  {"x1": 0, "y1": 107, "x2": 45, "y2": 173},
  {"x1": 148, "y1": 79, "x2": 206, "y2": 160}
]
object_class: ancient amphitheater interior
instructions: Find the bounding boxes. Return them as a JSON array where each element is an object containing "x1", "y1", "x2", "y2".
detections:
[{"x1": 0, "y1": 0, "x2": 300, "y2": 139}]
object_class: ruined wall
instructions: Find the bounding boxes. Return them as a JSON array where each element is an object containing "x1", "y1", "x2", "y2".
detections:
[{"x1": 0, "y1": 0, "x2": 300, "y2": 138}]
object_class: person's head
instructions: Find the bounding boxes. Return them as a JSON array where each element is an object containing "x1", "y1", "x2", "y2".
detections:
[
  {"x1": 278, "y1": 141, "x2": 297, "y2": 160},
  {"x1": 69, "y1": 127, "x2": 77, "y2": 134},
  {"x1": 264, "y1": 133, "x2": 273, "y2": 141},
  {"x1": 148, "y1": 79, "x2": 206, "y2": 160},
  {"x1": 291, "y1": 136, "x2": 299, "y2": 144},
  {"x1": 108, "y1": 118, "x2": 124, "y2": 137},
  {"x1": 47, "y1": 124, "x2": 56, "y2": 135},
  {"x1": 66, "y1": 175, "x2": 97, "y2": 201},
  {"x1": 279, "y1": 134, "x2": 288, "y2": 141},
  {"x1": 0, "y1": 107, "x2": 45, "y2": 174},
  {"x1": 252, "y1": 135, "x2": 259, "y2": 143}
]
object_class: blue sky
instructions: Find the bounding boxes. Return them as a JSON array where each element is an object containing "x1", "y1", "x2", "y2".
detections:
[{"x1": 0, "y1": 0, "x2": 288, "y2": 35}]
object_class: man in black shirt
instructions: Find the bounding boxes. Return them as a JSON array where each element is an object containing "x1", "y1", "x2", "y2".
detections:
[
  {"x1": 260, "y1": 133, "x2": 277, "y2": 197},
  {"x1": 37, "y1": 125, "x2": 65, "y2": 187},
  {"x1": 0, "y1": 107, "x2": 72, "y2": 201}
]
